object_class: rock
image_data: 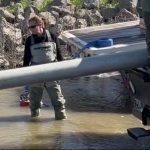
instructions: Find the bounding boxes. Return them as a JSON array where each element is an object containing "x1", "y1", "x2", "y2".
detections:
[
  {"x1": 87, "y1": 9, "x2": 103, "y2": 25},
  {"x1": 50, "y1": 0, "x2": 71, "y2": 6},
  {"x1": 24, "y1": 6, "x2": 39, "y2": 19},
  {"x1": 75, "y1": 19, "x2": 87, "y2": 29},
  {"x1": 84, "y1": 0, "x2": 100, "y2": 9},
  {"x1": 0, "y1": 8, "x2": 15, "y2": 23},
  {"x1": 62, "y1": 15, "x2": 76, "y2": 30},
  {"x1": 0, "y1": 57, "x2": 9, "y2": 69},
  {"x1": 101, "y1": 7, "x2": 119, "y2": 20},
  {"x1": 50, "y1": 6, "x2": 74, "y2": 17},
  {"x1": 40, "y1": 11, "x2": 56, "y2": 26},
  {"x1": 74, "y1": 9, "x2": 87, "y2": 19},
  {"x1": 115, "y1": 8, "x2": 138, "y2": 22},
  {"x1": 118, "y1": 0, "x2": 138, "y2": 13}
]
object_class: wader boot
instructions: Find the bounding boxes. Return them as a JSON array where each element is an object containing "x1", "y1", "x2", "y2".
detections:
[
  {"x1": 31, "y1": 108, "x2": 41, "y2": 118},
  {"x1": 54, "y1": 107, "x2": 67, "y2": 120},
  {"x1": 29, "y1": 86, "x2": 43, "y2": 118}
]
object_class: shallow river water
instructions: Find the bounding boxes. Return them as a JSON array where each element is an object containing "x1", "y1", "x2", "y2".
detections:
[{"x1": 0, "y1": 72, "x2": 150, "y2": 149}]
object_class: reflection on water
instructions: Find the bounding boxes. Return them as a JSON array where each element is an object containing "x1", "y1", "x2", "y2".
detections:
[{"x1": 0, "y1": 72, "x2": 150, "y2": 149}]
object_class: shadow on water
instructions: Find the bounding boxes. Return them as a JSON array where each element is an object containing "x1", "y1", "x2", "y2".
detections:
[
  {"x1": 60, "y1": 73, "x2": 133, "y2": 113},
  {"x1": 19, "y1": 133, "x2": 142, "y2": 149},
  {"x1": 0, "y1": 115, "x2": 53, "y2": 123},
  {"x1": 19, "y1": 121, "x2": 64, "y2": 150},
  {"x1": 12, "y1": 130, "x2": 150, "y2": 149}
]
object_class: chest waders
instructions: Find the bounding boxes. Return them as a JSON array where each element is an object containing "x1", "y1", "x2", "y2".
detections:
[
  {"x1": 29, "y1": 31, "x2": 66, "y2": 119},
  {"x1": 30, "y1": 30, "x2": 57, "y2": 65}
]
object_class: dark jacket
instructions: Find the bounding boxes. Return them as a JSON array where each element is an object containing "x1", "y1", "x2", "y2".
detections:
[{"x1": 23, "y1": 30, "x2": 63, "y2": 67}]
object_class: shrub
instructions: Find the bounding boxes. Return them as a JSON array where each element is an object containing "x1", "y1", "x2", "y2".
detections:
[
  {"x1": 6, "y1": 6, "x2": 17, "y2": 14},
  {"x1": 20, "y1": 0, "x2": 30, "y2": 9},
  {"x1": 38, "y1": 0, "x2": 53, "y2": 12},
  {"x1": 70, "y1": 0, "x2": 84, "y2": 8},
  {"x1": 101, "y1": 0, "x2": 119, "y2": 8},
  {"x1": 6, "y1": 0, "x2": 30, "y2": 14}
]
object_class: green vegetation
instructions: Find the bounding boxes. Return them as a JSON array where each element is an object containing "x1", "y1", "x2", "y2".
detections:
[
  {"x1": 70, "y1": 0, "x2": 119, "y2": 9},
  {"x1": 6, "y1": 6, "x2": 17, "y2": 14},
  {"x1": 6, "y1": 0, "x2": 30, "y2": 14},
  {"x1": 101, "y1": 0, "x2": 119, "y2": 8},
  {"x1": 38, "y1": 0, "x2": 53, "y2": 12},
  {"x1": 20, "y1": 0, "x2": 30, "y2": 9},
  {"x1": 6, "y1": 0, "x2": 119, "y2": 14},
  {"x1": 38, "y1": 0, "x2": 84, "y2": 11},
  {"x1": 70, "y1": 0, "x2": 84, "y2": 8}
]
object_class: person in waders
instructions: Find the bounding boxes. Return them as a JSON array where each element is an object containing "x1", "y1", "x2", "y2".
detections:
[{"x1": 23, "y1": 15, "x2": 67, "y2": 120}]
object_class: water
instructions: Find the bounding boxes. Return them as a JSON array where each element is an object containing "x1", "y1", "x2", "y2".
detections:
[
  {"x1": 0, "y1": 72, "x2": 150, "y2": 149},
  {"x1": 61, "y1": 72, "x2": 130, "y2": 113}
]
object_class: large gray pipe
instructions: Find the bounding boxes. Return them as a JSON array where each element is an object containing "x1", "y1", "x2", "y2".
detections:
[{"x1": 0, "y1": 42, "x2": 148, "y2": 90}]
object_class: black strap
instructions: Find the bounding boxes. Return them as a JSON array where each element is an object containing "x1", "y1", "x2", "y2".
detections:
[{"x1": 45, "y1": 30, "x2": 52, "y2": 42}]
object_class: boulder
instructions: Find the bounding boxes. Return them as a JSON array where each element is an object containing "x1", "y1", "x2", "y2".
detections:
[
  {"x1": 40, "y1": 11, "x2": 56, "y2": 26},
  {"x1": 84, "y1": 0, "x2": 100, "y2": 9},
  {"x1": 118, "y1": 0, "x2": 138, "y2": 13}
]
